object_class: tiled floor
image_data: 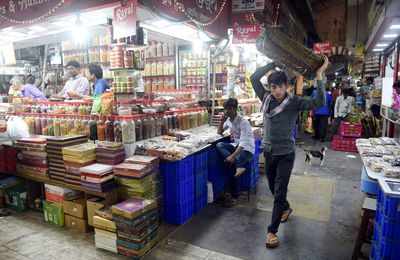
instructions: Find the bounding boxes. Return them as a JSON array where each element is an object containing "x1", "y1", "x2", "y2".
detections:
[{"x1": 0, "y1": 141, "x2": 366, "y2": 260}]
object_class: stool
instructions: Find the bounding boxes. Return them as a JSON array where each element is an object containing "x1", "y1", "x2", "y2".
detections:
[{"x1": 352, "y1": 197, "x2": 376, "y2": 260}]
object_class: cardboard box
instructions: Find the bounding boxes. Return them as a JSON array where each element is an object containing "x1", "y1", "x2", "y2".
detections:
[
  {"x1": 43, "y1": 201, "x2": 64, "y2": 227},
  {"x1": 63, "y1": 198, "x2": 86, "y2": 219},
  {"x1": 87, "y1": 197, "x2": 105, "y2": 226},
  {"x1": 44, "y1": 184, "x2": 82, "y2": 202},
  {"x1": 65, "y1": 214, "x2": 88, "y2": 233},
  {"x1": 93, "y1": 215, "x2": 116, "y2": 232}
]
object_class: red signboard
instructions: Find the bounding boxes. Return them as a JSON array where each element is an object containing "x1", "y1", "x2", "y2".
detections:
[
  {"x1": 232, "y1": 13, "x2": 262, "y2": 44},
  {"x1": 113, "y1": 0, "x2": 137, "y2": 39},
  {"x1": 313, "y1": 42, "x2": 332, "y2": 55}
]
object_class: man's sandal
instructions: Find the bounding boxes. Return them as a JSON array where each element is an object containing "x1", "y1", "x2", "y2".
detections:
[
  {"x1": 281, "y1": 208, "x2": 293, "y2": 223},
  {"x1": 265, "y1": 233, "x2": 280, "y2": 248}
]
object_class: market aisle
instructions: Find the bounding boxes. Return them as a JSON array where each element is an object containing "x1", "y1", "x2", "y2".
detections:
[
  {"x1": 145, "y1": 146, "x2": 365, "y2": 260},
  {"x1": 0, "y1": 146, "x2": 364, "y2": 260}
]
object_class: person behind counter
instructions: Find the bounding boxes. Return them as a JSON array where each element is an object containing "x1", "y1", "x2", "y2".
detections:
[
  {"x1": 88, "y1": 63, "x2": 109, "y2": 96},
  {"x1": 53, "y1": 60, "x2": 89, "y2": 99},
  {"x1": 8, "y1": 76, "x2": 23, "y2": 97},
  {"x1": 22, "y1": 75, "x2": 46, "y2": 100},
  {"x1": 216, "y1": 98, "x2": 255, "y2": 207},
  {"x1": 250, "y1": 56, "x2": 329, "y2": 249}
]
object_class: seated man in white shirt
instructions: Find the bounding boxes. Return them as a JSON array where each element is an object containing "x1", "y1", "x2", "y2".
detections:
[
  {"x1": 217, "y1": 98, "x2": 255, "y2": 207},
  {"x1": 53, "y1": 60, "x2": 89, "y2": 99}
]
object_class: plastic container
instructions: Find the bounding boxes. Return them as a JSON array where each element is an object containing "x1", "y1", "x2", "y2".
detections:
[
  {"x1": 163, "y1": 198, "x2": 194, "y2": 225},
  {"x1": 340, "y1": 122, "x2": 362, "y2": 138},
  {"x1": 331, "y1": 135, "x2": 358, "y2": 153}
]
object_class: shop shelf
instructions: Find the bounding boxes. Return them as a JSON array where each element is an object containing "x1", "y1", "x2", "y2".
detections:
[
  {"x1": 163, "y1": 198, "x2": 194, "y2": 225},
  {"x1": 340, "y1": 122, "x2": 362, "y2": 138}
]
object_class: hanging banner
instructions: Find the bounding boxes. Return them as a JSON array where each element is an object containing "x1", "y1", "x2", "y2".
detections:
[
  {"x1": 0, "y1": 0, "x2": 121, "y2": 28},
  {"x1": 0, "y1": 0, "x2": 65, "y2": 24},
  {"x1": 145, "y1": 0, "x2": 230, "y2": 38},
  {"x1": 232, "y1": 13, "x2": 262, "y2": 44},
  {"x1": 313, "y1": 42, "x2": 332, "y2": 55},
  {"x1": 232, "y1": 0, "x2": 265, "y2": 12},
  {"x1": 113, "y1": 0, "x2": 137, "y2": 39}
]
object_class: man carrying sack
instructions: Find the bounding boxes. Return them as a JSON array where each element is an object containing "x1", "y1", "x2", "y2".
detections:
[{"x1": 250, "y1": 56, "x2": 329, "y2": 248}]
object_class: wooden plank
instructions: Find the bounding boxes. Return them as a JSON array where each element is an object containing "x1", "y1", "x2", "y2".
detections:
[{"x1": 9, "y1": 172, "x2": 115, "y2": 199}]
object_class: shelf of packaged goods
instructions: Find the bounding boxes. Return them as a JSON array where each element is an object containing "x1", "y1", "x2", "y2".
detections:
[
  {"x1": 9, "y1": 172, "x2": 117, "y2": 198},
  {"x1": 145, "y1": 56, "x2": 176, "y2": 61},
  {"x1": 181, "y1": 67, "x2": 208, "y2": 69},
  {"x1": 143, "y1": 75, "x2": 175, "y2": 79},
  {"x1": 110, "y1": 68, "x2": 140, "y2": 72}
]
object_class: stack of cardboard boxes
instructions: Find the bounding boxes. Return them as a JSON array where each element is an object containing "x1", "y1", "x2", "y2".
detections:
[
  {"x1": 62, "y1": 143, "x2": 96, "y2": 185},
  {"x1": 96, "y1": 142, "x2": 125, "y2": 165},
  {"x1": 15, "y1": 137, "x2": 48, "y2": 178}
]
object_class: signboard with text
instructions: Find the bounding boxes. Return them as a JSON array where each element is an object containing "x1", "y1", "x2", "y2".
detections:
[
  {"x1": 232, "y1": 13, "x2": 262, "y2": 44},
  {"x1": 313, "y1": 42, "x2": 332, "y2": 55},
  {"x1": 113, "y1": 0, "x2": 137, "y2": 39},
  {"x1": 0, "y1": 0, "x2": 63, "y2": 22},
  {"x1": 232, "y1": 0, "x2": 265, "y2": 12}
]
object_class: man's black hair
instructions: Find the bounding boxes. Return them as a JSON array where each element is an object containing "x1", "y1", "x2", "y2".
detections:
[
  {"x1": 26, "y1": 74, "x2": 35, "y2": 85},
  {"x1": 223, "y1": 98, "x2": 238, "y2": 109},
  {"x1": 268, "y1": 71, "x2": 288, "y2": 86},
  {"x1": 88, "y1": 64, "x2": 103, "y2": 79},
  {"x1": 65, "y1": 60, "x2": 81, "y2": 69}
]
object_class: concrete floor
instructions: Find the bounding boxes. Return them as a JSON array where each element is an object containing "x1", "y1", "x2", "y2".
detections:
[{"x1": 0, "y1": 142, "x2": 367, "y2": 260}]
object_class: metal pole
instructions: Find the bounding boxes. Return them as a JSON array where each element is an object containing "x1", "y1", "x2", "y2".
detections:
[{"x1": 211, "y1": 61, "x2": 216, "y2": 123}]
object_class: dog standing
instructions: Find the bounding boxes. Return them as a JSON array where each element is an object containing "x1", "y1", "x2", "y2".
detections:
[{"x1": 305, "y1": 147, "x2": 327, "y2": 166}]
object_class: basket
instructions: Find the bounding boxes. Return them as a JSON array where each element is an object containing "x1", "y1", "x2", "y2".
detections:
[{"x1": 256, "y1": 27, "x2": 324, "y2": 78}]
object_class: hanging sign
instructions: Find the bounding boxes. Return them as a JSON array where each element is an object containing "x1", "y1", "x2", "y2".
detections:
[
  {"x1": 0, "y1": 0, "x2": 65, "y2": 24},
  {"x1": 232, "y1": 13, "x2": 262, "y2": 44},
  {"x1": 232, "y1": 0, "x2": 265, "y2": 12},
  {"x1": 313, "y1": 42, "x2": 332, "y2": 55},
  {"x1": 113, "y1": 0, "x2": 137, "y2": 39}
]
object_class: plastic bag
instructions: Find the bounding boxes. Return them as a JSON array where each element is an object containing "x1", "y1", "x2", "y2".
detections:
[
  {"x1": 100, "y1": 92, "x2": 113, "y2": 116},
  {"x1": 91, "y1": 96, "x2": 102, "y2": 115},
  {"x1": 7, "y1": 116, "x2": 30, "y2": 141}
]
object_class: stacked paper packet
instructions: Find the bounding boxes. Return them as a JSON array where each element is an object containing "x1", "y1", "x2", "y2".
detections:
[
  {"x1": 96, "y1": 142, "x2": 125, "y2": 165},
  {"x1": 113, "y1": 162, "x2": 155, "y2": 199},
  {"x1": 94, "y1": 208, "x2": 117, "y2": 253},
  {"x1": 15, "y1": 137, "x2": 48, "y2": 177},
  {"x1": 46, "y1": 136, "x2": 88, "y2": 182},
  {"x1": 62, "y1": 142, "x2": 96, "y2": 185},
  {"x1": 80, "y1": 164, "x2": 115, "y2": 192},
  {"x1": 111, "y1": 198, "x2": 159, "y2": 258},
  {"x1": 125, "y1": 155, "x2": 161, "y2": 200}
]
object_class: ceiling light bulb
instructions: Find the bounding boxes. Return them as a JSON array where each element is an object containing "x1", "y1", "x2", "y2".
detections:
[
  {"x1": 390, "y1": 25, "x2": 400, "y2": 29},
  {"x1": 373, "y1": 48, "x2": 383, "y2": 52},
  {"x1": 383, "y1": 34, "x2": 398, "y2": 38},
  {"x1": 376, "y1": 43, "x2": 388, "y2": 47}
]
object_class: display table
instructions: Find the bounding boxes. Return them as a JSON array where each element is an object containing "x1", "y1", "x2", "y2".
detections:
[{"x1": 357, "y1": 143, "x2": 400, "y2": 260}]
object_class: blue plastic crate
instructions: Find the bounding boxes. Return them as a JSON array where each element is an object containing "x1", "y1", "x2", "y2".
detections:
[
  {"x1": 195, "y1": 170, "x2": 208, "y2": 197},
  {"x1": 194, "y1": 151, "x2": 208, "y2": 173},
  {"x1": 161, "y1": 156, "x2": 195, "y2": 204},
  {"x1": 379, "y1": 191, "x2": 400, "y2": 219},
  {"x1": 376, "y1": 214, "x2": 400, "y2": 241},
  {"x1": 361, "y1": 168, "x2": 379, "y2": 195},
  {"x1": 163, "y1": 198, "x2": 194, "y2": 225},
  {"x1": 194, "y1": 192, "x2": 207, "y2": 214},
  {"x1": 370, "y1": 243, "x2": 378, "y2": 260},
  {"x1": 373, "y1": 237, "x2": 400, "y2": 260}
]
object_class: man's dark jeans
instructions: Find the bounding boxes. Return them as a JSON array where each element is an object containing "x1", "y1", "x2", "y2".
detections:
[
  {"x1": 216, "y1": 142, "x2": 253, "y2": 198},
  {"x1": 264, "y1": 151, "x2": 295, "y2": 234}
]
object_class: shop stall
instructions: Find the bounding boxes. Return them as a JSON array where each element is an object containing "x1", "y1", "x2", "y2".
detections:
[{"x1": 0, "y1": 0, "x2": 264, "y2": 258}]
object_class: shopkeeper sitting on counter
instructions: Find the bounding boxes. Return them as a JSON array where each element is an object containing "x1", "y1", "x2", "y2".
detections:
[
  {"x1": 88, "y1": 63, "x2": 109, "y2": 96},
  {"x1": 53, "y1": 60, "x2": 89, "y2": 99},
  {"x1": 216, "y1": 98, "x2": 255, "y2": 207},
  {"x1": 22, "y1": 75, "x2": 46, "y2": 100}
]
